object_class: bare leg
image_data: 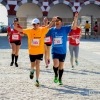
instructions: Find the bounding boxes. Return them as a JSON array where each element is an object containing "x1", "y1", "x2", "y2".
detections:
[{"x1": 44, "y1": 44, "x2": 48, "y2": 67}]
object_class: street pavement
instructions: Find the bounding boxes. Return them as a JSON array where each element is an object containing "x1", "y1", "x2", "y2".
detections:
[{"x1": 0, "y1": 33, "x2": 100, "y2": 100}]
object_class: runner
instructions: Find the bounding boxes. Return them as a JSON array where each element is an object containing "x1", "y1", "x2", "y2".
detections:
[
  {"x1": 46, "y1": 12, "x2": 79, "y2": 85},
  {"x1": 43, "y1": 17, "x2": 52, "y2": 68},
  {"x1": 68, "y1": 22, "x2": 82, "y2": 69},
  {"x1": 93, "y1": 21, "x2": 98, "y2": 39},
  {"x1": 7, "y1": 18, "x2": 24, "y2": 67},
  {"x1": 85, "y1": 21, "x2": 91, "y2": 39},
  {"x1": 14, "y1": 17, "x2": 57, "y2": 87}
]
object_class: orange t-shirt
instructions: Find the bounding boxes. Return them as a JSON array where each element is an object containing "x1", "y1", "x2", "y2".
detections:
[{"x1": 23, "y1": 27, "x2": 49, "y2": 55}]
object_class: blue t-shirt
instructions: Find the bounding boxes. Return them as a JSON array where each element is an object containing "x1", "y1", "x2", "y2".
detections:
[{"x1": 46, "y1": 25, "x2": 71, "y2": 54}]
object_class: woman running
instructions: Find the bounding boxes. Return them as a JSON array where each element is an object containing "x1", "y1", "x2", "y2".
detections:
[
  {"x1": 69, "y1": 22, "x2": 82, "y2": 69},
  {"x1": 43, "y1": 17, "x2": 52, "y2": 68},
  {"x1": 7, "y1": 18, "x2": 24, "y2": 67},
  {"x1": 93, "y1": 21, "x2": 98, "y2": 39}
]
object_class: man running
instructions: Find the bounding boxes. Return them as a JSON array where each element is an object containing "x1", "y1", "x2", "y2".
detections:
[
  {"x1": 85, "y1": 21, "x2": 90, "y2": 39},
  {"x1": 46, "y1": 12, "x2": 79, "y2": 85},
  {"x1": 14, "y1": 17, "x2": 57, "y2": 87}
]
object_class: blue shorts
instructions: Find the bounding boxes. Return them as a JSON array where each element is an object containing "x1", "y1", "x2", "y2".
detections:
[{"x1": 52, "y1": 53, "x2": 66, "y2": 62}]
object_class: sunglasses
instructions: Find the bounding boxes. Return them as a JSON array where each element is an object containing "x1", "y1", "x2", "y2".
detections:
[
  {"x1": 32, "y1": 23, "x2": 40, "y2": 25},
  {"x1": 55, "y1": 20, "x2": 61, "y2": 22},
  {"x1": 33, "y1": 24, "x2": 36, "y2": 25}
]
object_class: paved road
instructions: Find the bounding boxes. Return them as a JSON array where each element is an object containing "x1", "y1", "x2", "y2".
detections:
[{"x1": 0, "y1": 33, "x2": 100, "y2": 100}]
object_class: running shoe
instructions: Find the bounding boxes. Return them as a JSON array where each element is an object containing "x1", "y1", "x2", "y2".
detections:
[
  {"x1": 30, "y1": 72, "x2": 34, "y2": 79},
  {"x1": 59, "y1": 80, "x2": 63, "y2": 85},
  {"x1": 35, "y1": 80, "x2": 40, "y2": 87},
  {"x1": 46, "y1": 65, "x2": 48, "y2": 68},
  {"x1": 75, "y1": 60, "x2": 78, "y2": 66},
  {"x1": 48, "y1": 59, "x2": 50, "y2": 64},
  {"x1": 54, "y1": 76, "x2": 58, "y2": 83},
  {"x1": 72, "y1": 66, "x2": 74, "y2": 70},
  {"x1": 10, "y1": 62, "x2": 13, "y2": 66},
  {"x1": 15, "y1": 63, "x2": 18, "y2": 67}
]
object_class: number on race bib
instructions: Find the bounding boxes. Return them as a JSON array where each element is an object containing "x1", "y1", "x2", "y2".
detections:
[
  {"x1": 31, "y1": 39, "x2": 40, "y2": 46},
  {"x1": 76, "y1": 39, "x2": 80, "y2": 44},
  {"x1": 12, "y1": 34, "x2": 19, "y2": 40},
  {"x1": 45, "y1": 37, "x2": 50, "y2": 43},
  {"x1": 54, "y1": 38, "x2": 62, "y2": 45}
]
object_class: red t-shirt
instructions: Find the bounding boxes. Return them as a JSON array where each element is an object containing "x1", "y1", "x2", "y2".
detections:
[
  {"x1": 42, "y1": 25, "x2": 52, "y2": 44},
  {"x1": 7, "y1": 25, "x2": 23, "y2": 42},
  {"x1": 69, "y1": 27, "x2": 81, "y2": 46}
]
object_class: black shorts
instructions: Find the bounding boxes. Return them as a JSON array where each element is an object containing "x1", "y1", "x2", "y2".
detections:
[
  {"x1": 85, "y1": 29, "x2": 89, "y2": 32},
  {"x1": 45, "y1": 43, "x2": 51, "y2": 46},
  {"x1": 29, "y1": 54, "x2": 43, "y2": 62},
  {"x1": 52, "y1": 53, "x2": 66, "y2": 62},
  {"x1": 94, "y1": 30, "x2": 98, "y2": 32},
  {"x1": 10, "y1": 40, "x2": 21, "y2": 45}
]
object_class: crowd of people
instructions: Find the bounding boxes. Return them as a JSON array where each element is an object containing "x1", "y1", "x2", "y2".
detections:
[{"x1": 6, "y1": 12, "x2": 83, "y2": 87}]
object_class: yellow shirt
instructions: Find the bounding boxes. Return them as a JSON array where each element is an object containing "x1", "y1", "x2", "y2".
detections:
[
  {"x1": 85, "y1": 23, "x2": 90, "y2": 29},
  {"x1": 23, "y1": 27, "x2": 49, "y2": 55}
]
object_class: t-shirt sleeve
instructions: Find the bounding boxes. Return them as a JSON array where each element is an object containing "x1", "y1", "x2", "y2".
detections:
[
  {"x1": 18, "y1": 26, "x2": 23, "y2": 34},
  {"x1": 22, "y1": 29, "x2": 30, "y2": 35},
  {"x1": 89, "y1": 24, "x2": 90, "y2": 27},
  {"x1": 42, "y1": 27, "x2": 49, "y2": 36},
  {"x1": 65, "y1": 25, "x2": 71, "y2": 34},
  {"x1": 7, "y1": 26, "x2": 10, "y2": 33},
  {"x1": 46, "y1": 28, "x2": 52, "y2": 37}
]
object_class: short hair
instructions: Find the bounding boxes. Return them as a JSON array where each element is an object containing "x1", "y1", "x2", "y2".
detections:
[
  {"x1": 86, "y1": 21, "x2": 88, "y2": 23},
  {"x1": 95, "y1": 21, "x2": 97, "y2": 24},
  {"x1": 48, "y1": 21, "x2": 50, "y2": 24},
  {"x1": 56, "y1": 16, "x2": 62, "y2": 22},
  {"x1": 14, "y1": 18, "x2": 19, "y2": 22}
]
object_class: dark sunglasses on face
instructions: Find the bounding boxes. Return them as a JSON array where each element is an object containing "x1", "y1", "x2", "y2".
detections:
[
  {"x1": 33, "y1": 24, "x2": 36, "y2": 25},
  {"x1": 33, "y1": 23, "x2": 40, "y2": 25},
  {"x1": 55, "y1": 20, "x2": 61, "y2": 22}
]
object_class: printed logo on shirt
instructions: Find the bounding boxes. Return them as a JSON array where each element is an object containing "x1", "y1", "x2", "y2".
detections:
[{"x1": 34, "y1": 37, "x2": 41, "y2": 39}]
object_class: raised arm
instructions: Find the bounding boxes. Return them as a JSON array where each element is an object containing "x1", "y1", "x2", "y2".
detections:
[
  {"x1": 43, "y1": 17, "x2": 49, "y2": 26},
  {"x1": 14, "y1": 23, "x2": 23, "y2": 32},
  {"x1": 46, "y1": 17, "x2": 57, "y2": 28},
  {"x1": 71, "y1": 12, "x2": 79, "y2": 29}
]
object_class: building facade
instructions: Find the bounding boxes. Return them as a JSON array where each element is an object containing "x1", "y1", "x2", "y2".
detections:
[{"x1": 1, "y1": 0, "x2": 100, "y2": 33}]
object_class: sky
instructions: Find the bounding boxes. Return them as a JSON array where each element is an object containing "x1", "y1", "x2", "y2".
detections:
[{"x1": 0, "y1": 3, "x2": 8, "y2": 25}]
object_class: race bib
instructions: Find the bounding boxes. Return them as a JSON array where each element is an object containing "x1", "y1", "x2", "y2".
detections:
[
  {"x1": 12, "y1": 34, "x2": 19, "y2": 40},
  {"x1": 31, "y1": 39, "x2": 40, "y2": 46},
  {"x1": 45, "y1": 37, "x2": 50, "y2": 43},
  {"x1": 76, "y1": 38, "x2": 80, "y2": 44},
  {"x1": 54, "y1": 38, "x2": 62, "y2": 45}
]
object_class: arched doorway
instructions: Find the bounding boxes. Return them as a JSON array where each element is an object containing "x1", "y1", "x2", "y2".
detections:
[
  {"x1": 0, "y1": 3, "x2": 8, "y2": 25},
  {"x1": 79, "y1": 4, "x2": 100, "y2": 35},
  {"x1": 48, "y1": 4, "x2": 73, "y2": 25},
  {"x1": 16, "y1": 3, "x2": 42, "y2": 28}
]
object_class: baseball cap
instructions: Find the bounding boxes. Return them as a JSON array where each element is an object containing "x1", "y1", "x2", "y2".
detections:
[
  {"x1": 14, "y1": 18, "x2": 19, "y2": 22},
  {"x1": 31, "y1": 18, "x2": 40, "y2": 24}
]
